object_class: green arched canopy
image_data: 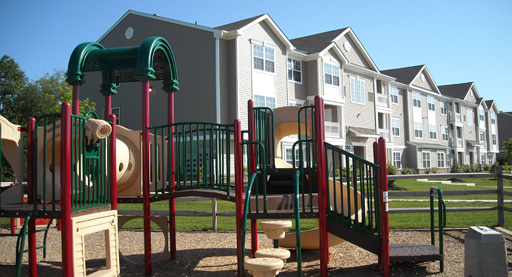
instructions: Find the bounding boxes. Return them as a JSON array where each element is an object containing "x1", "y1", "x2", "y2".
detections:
[{"x1": 66, "y1": 37, "x2": 179, "y2": 95}]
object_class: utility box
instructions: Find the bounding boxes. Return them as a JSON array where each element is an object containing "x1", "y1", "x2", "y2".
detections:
[{"x1": 464, "y1": 226, "x2": 508, "y2": 277}]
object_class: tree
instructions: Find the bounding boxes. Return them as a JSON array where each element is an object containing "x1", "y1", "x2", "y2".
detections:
[
  {"x1": 0, "y1": 55, "x2": 27, "y2": 121},
  {"x1": 503, "y1": 138, "x2": 512, "y2": 163}
]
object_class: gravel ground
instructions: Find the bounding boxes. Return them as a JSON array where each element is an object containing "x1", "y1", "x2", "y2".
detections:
[{"x1": 1, "y1": 227, "x2": 511, "y2": 276}]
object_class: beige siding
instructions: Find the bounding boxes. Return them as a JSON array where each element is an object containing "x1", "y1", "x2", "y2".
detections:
[
  {"x1": 219, "y1": 39, "x2": 232, "y2": 124},
  {"x1": 466, "y1": 89, "x2": 478, "y2": 103},
  {"x1": 391, "y1": 87, "x2": 406, "y2": 146},
  {"x1": 306, "y1": 60, "x2": 319, "y2": 98},
  {"x1": 80, "y1": 14, "x2": 218, "y2": 129},
  {"x1": 411, "y1": 71, "x2": 437, "y2": 92},
  {"x1": 336, "y1": 35, "x2": 371, "y2": 69},
  {"x1": 287, "y1": 59, "x2": 308, "y2": 102},
  {"x1": 343, "y1": 70, "x2": 375, "y2": 130}
]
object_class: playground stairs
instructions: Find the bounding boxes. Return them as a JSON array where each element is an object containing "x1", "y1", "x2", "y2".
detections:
[
  {"x1": 245, "y1": 220, "x2": 292, "y2": 276},
  {"x1": 261, "y1": 168, "x2": 318, "y2": 195}
]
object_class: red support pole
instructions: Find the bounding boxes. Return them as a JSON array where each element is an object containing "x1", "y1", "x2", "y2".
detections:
[
  {"x1": 234, "y1": 119, "x2": 243, "y2": 276},
  {"x1": 314, "y1": 96, "x2": 329, "y2": 277},
  {"x1": 72, "y1": 85, "x2": 80, "y2": 115},
  {"x1": 60, "y1": 102, "x2": 73, "y2": 276},
  {"x1": 247, "y1": 100, "x2": 258, "y2": 257},
  {"x1": 378, "y1": 137, "x2": 390, "y2": 277},
  {"x1": 142, "y1": 82, "x2": 152, "y2": 276},
  {"x1": 168, "y1": 92, "x2": 177, "y2": 259},
  {"x1": 26, "y1": 117, "x2": 37, "y2": 276},
  {"x1": 109, "y1": 114, "x2": 117, "y2": 210},
  {"x1": 105, "y1": 95, "x2": 112, "y2": 120}
]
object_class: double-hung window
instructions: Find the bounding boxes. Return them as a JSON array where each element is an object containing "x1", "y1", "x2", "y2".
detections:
[
  {"x1": 429, "y1": 124, "x2": 437, "y2": 139},
  {"x1": 491, "y1": 113, "x2": 496, "y2": 124},
  {"x1": 350, "y1": 77, "x2": 365, "y2": 104},
  {"x1": 437, "y1": 152, "x2": 445, "y2": 168},
  {"x1": 413, "y1": 91, "x2": 422, "y2": 108},
  {"x1": 440, "y1": 101, "x2": 448, "y2": 115},
  {"x1": 391, "y1": 117, "x2": 400, "y2": 137},
  {"x1": 253, "y1": 44, "x2": 274, "y2": 73},
  {"x1": 287, "y1": 58, "x2": 302, "y2": 82},
  {"x1": 392, "y1": 152, "x2": 401, "y2": 168},
  {"x1": 324, "y1": 63, "x2": 340, "y2": 86},
  {"x1": 390, "y1": 86, "x2": 399, "y2": 104},
  {"x1": 427, "y1": 96, "x2": 436, "y2": 111},
  {"x1": 422, "y1": 152, "x2": 431, "y2": 168},
  {"x1": 492, "y1": 134, "x2": 497, "y2": 145},
  {"x1": 441, "y1": 126, "x2": 449, "y2": 141},
  {"x1": 467, "y1": 109, "x2": 474, "y2": 126},
  {"x1": 414, "y1": 122, "x2": 423, "y2": 138},
  {"x1": 254, "y1": 95, "x2": 276, "y2": 109},
  {"x1": 479, "y1": 107, "x2": 485, "y2": 121}
]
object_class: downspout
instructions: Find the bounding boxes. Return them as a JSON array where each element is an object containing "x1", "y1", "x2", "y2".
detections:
[{"x1": 215, "y1": 34, "x2": 221, "y2": 123}]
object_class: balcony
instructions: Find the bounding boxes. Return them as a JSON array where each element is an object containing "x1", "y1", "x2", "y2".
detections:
[
  {"x1": 376, "y1": 94, "x2": 389, "y2": 108},
  {"x1": 325, "y1": 121, "x2": 343, "y2": 138},
  {"x1": 378, "y1": 129, "x2": 390, "y2": 141},
  {"x1": 456, "y1": 138, "x2": 463, "y2": 148},
  {"x1": 449, "y1": 112, "x2": 462, "y2": 125}
]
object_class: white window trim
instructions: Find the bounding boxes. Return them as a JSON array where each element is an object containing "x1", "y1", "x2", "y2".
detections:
[
  {"x1": 349, "y1": 76, "x2": 365, "y2": 105},
  {"x1": 324, "y1": 61, "x2": 341, "y2": 87},
  {"x1": 288, "y1": 98, "x2": 305, "y2": 106},
  {"x1": 413, "y1": 91, "x2": 422, "y2": 108},
  {"x1": 390, "y1": 86, "x2": 399, "y2": 105},
  {"x1": 441, "y1": 125, "x2": 449, "y2": 141},
  {"x1": 392, "y1": 151, "x2": 401, "y2": 168},
  {"x1": 391, "y1": 117, "x2": 400, "y2": 137},
  {"x1": 287, "y1": 58, "x2": 302, "y2": 84},
  {"x1": 427, "y1": 96, "x2": 436, "y2": 111},
  {"x1": 429, "y1": 124, "x2": 437, "y2": 140},
  {"x1": 440, "y1": 101, "x2": 448, "y2": 115},
  {"x1": 414, "y1": 122, "x2": 423, "y2": 138},
  {"x1": 437, "y1": 151, "x2": 445, "y2": 168},
  {"x1": 467, "y1": 109, "x2": 474, "y2": 126},
  {"x1": 252, "y1": 42, "x2": 276, "y2": 74}
]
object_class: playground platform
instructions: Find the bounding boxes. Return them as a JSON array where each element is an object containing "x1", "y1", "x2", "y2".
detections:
[{"x1": 0, "y1": 228, "x2": 504, "y2": 276}]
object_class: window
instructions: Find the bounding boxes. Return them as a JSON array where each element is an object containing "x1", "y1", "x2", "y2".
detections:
[
  {"x1": 391, "y1": 117, "x2": 400, "y2": 137},
  {"x1": 288, "y1": 99, "x2": 304, "y2": 106},
  {"x1": 253, "y1": 44, "x2": 274, "y2": 73},
  {"x1": 427, "y1": 96, "x2": 436, "y2": 111},
  {"x1": 492, "y1": 134, "x2": 497, "y2": 145},
  {"x1": 413, "y1": 91, "x2": 421, "y2": 108},
  {"x1": 350, "y1": 77, "x2": 365, "y2": 104},
  {"x1": 111, "y1": 107, "x2": 121, "y2": 125},
  {"x1": 467, "y1": 109, "x2": 474, "y2": 126},
  {"x1": 422, "y1": 152, "x2": 431, "y2": 168},
  {"x1": 479, "y1": 107, "x2": 485, "y2": 121},
  {"x1": 414, "y1": 122, "x2": 423, "y2": 138},
  {"x1": 480, "y1": 132, "x2": 485, "y2": 142},
  {"x1": 440, "y1": 101, "x2": 448, "y2": 115},
  {"x1": 488, "y1": 154, "x2": 494, "y2": 164},
  {"x1": 390, "y1": 86, "x2": 398, "y2": 104},
  {"x1": 283, "y1": 145, "x2": 306, "y2": 167},
  {"x1": 287, "y1": 58, "x2": 302, "y2": 82},
  {"x1": 324, "y1": 63, "x2": 340, "y2": 86},
  {"x1": 254, "y1": 95, "x2": 276, "y2": 109},
  {"x1": 437, "y1": 152, "x2": 445, "y2": 168},
  {"x1": 442, "y1": 126, "x2": 449, "y2": 141},
  {"x1": 491, "y1": 112, "x2": 496, "y2": 124},
  {"x1": 392, "y1": 152, "x2": 401, "y2": 168},
  {"x1": 429, "y1": 124, "x2": 437, "y2": 140}
]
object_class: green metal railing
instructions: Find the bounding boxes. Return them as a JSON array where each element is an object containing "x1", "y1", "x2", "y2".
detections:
[
  {"x1": 253, "y1": 107, "x2": 274, "y2": 169},
  {"x1": 324, "y1": 142, "x2": 381, "y2": 241},
  {"x1": 34, "y1": 111, "x2": 111, "y2": 212},
  {"x1": 149, "y1": 122, "x2": 235, "y2": 199},
  {"x1": 242, "y1": 141, "x2": 267, "y2": 213},
  {"x1": 430, "y1": 186, "x2": 446, "y2": 272}
]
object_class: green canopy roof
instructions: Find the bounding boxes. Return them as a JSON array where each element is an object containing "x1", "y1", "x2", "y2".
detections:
[{"x1": 66, "y1": 37, "x2": 179, "y2": 95}]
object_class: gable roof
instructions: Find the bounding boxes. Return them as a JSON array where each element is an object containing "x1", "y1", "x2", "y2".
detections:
[
  {"x1": 290, "y1": 28, "x2": 349, "y2": 54},
  {"x1": 485, "y1": 100, "x2": 499, "y2": 112},
  {"x1": 380, "y1": 65, "x2": 424, "y2": 85},
  {"x1": 438, "y1": 82, "x2": 474, "y2": 100},
  {"x1": 215, "y1": 14, "x2": 266, "y2": 31}
]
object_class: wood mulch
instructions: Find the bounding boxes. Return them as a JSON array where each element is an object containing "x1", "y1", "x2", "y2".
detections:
[{"x1": 0, "y1": 227, "x2": 511, "y2": 276}]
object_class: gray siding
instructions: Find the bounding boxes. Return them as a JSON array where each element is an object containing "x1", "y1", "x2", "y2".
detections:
[
  {"x1": 343, "y1": 70, "x2": 375, "y2": 130},
  {"x1": 411, "y1": 72, "x2": 437, "y2": 92},
  {"x1": 287, "y1": 59, "x2": 307, "y2": 101},
  {"x1": 336, "y1": 34, "x2": 371, "y2": 69},
  {"x1": 305, "y1": 60, "x2": 319, "y2": 98}
]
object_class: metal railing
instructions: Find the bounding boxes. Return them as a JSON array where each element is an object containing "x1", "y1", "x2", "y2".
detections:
[{"x1": 149, "y1": 122, "x2": 235, "y2": 199}]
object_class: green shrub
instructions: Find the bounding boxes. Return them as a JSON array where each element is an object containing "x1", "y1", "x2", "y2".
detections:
[
  {"x1": 425, "y1": 167, "x2": 438, "y2": 174},
  {"x1": 483, "y1": 164, "x2": 491, "y2": 171},
  {"x1": 387, "y1": 163, "x2": 397, "y2": 175},
  {"x1": 450, "y1": 161, "x2": 463, "y2": 173},
  {"x1": 401, "y1": 168, "x2": 414, "y2": 174}
]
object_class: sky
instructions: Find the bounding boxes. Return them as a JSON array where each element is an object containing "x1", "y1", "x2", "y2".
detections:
[{"x1": 1, "y1": 0, "x2": 511, "y2": 110}]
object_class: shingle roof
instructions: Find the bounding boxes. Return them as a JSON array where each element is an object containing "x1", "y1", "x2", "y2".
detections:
[
  {"x1": 485, "y1": 100, "x2": 494, "y2": 108},
  {"x1": 290, "y1": 28, "x2": 348, "y2": 54},
  {"x1": 215, "y1": 14, "x2": 266, "y2": 31},
  {"x1": 380, "y1": 65, "x2": 424, "y2": 85},
  {"x1": 438, "y1": 82, "x2": 473, "y2": 100}
]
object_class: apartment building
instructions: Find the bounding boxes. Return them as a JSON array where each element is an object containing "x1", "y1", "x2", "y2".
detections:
[{"x1": 79, "y1": 10, "x2": 498, "y2": 170}]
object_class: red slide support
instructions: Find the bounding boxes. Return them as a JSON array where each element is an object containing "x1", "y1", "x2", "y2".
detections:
[{"x1": 377, "y1": 137, "x2": 390, "y2": 277}]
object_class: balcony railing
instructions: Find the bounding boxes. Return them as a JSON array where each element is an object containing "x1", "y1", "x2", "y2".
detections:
[
  {"x1": 378, "y1": 129, "x2": 390, "y2": 141},
  {"x1": 325, "y1": 121, "x2": 342, "y2": 138},
  {"x1": 448, "y1": 112, "x2": 463, "y2": 124},
  {"x1": 376, "y1": 94, "x2": 389, "y2": 108},
  {"x1": 457, "y1": 138, "x2": 463, "y2": 148}
]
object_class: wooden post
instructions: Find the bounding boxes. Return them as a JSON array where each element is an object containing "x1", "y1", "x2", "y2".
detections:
[{"x1": 497, "y1": 166, "x2": 504, "y2": 227}]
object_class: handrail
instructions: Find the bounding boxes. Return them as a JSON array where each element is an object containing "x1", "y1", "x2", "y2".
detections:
[
  {"x1": 241, "y1": 141, "x2": 267, "y2": 213},
  {"x1": 430, "y1": 186, "x2": 445, "y2": 272},
  {"x1": 252, "y1": 107, "x2": 274, "y2": 169},
  {"x1": 240, "y1": 171, "x2": 261, "y2": 275},
  {"x1": 293, "y1": 169, "x2": 303, "y2": 276}
]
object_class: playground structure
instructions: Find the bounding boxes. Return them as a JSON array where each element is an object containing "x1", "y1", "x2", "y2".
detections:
[{"x1": 0, "y1": 36, "x2": 447, "y2": 276}]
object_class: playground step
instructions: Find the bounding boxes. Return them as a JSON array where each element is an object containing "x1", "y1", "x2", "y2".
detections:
[
  {"x1": 255, "y1": 248, "x2": 291, "y2": 262},
  {"x1": 260, "y1": 168, "x2": 318, "y2": 195},
  {"x1": 260, "y1": 220, "x2": 292, "y2": 240},
  {"x1": 389, "y1": 244, "x2": 442, "y2": 262},
  {"x1": 245, "y1": 257, "x2": 284, "y2": 277},
  {"x1": 249, "y1": 193, "x2": 318, "y2": 215}
]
